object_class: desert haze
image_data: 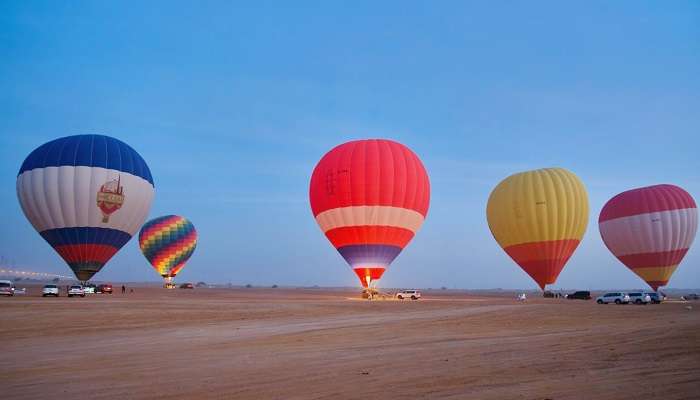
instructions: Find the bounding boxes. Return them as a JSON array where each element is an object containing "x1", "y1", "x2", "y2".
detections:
[{"x1": 1, "y1": 287, "x2": 699, "y2": 399}]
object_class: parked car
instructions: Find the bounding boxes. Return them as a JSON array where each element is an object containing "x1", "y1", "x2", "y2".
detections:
[
  {"x1": 396, "y1": 289, "x2": 421, "y2": 300},
  {"x1": 644, "y1": 292, "x2": 666, "y2": 304},
  {"x1": 68, "y1": 285, "x2": 86, "y2": 298},
  {"x1": 684, "y1": 293, "x2": 699, "y2": 301},
  {"x1": 596, "y1": 292, "x2": 630, "y2": 304},
  {"x1": 83, "y1": 284, "x2": 97, "y2": 294},
  {"x1": 0, "y1": 280, "x2": 15, "y2": 296},
  {"x1": 97, "y1": 284, "x2": 113, "y2": 294},
  {"x1": 179, "y1": 283, "x2": 194, "y2": 289},
  {"x1": 628, "y1": 292, "x2": 651, "y2": 304},
  {"x1": 645, "y1": 292, "x2": 663, "y2": 304},
  {"x1": 566, "y1": 291, "x2": 591, "y2": 300},
  {"x1": 42, "y1": 284, "x2": 60, "y2": 297}
]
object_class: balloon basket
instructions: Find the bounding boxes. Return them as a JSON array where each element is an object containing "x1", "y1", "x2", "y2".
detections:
[
  {"x1": 361, "y1": 287, "x2": 379, "y2": 300},
  {"x1": 162, "y1": 275, "x2": 176, "y2": 289}
]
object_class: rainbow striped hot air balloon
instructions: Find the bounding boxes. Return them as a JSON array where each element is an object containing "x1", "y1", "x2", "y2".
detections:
[
  {"x1": 486, "y1": 168, "x2": 589, "y2": 290},
  {"x1": 309, "y1": 139, "x2": 430, "y2": 288},
  {"x1": 139, "y1": 215, "x2": 197, "y2": 286},
  {"x1": 599, "y1": 184, "x2": 697, "y2": 291},
  {"x1": 16, "y1": 135, "x2": 155, "y2": 282}
]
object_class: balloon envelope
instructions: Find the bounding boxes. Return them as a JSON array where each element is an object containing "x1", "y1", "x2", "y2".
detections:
[
  {"x1": 309, "y1": 139, "x2": 430, "y2": 287},
  {"x1": 139, "y1": 215, "x2": 197, "y2": 279},
  {"x1": 599, "y1": 184, "x2": 697, "y2": 290},
  {"x1": 486, "y1": 168, "x2": 589, "y2": 290},
  {"x1": 16, "y1": 134, "x2": 155, "y2": 281}
]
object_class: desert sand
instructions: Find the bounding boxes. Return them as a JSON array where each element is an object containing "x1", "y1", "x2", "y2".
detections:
[{"x1": 1, "y1": 286, "x2": 699, "y2": 400}]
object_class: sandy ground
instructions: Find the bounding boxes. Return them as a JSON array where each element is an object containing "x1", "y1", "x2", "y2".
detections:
[{"x1": 1, "y1": 287, "x2": 699, "y2": 400}]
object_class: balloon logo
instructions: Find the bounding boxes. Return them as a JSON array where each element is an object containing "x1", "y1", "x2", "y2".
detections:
[
  {"x1": 309, "y1": 139, "x2": 430, "y2": 287},
  {"x1": 599, "y1": 184, "x2": 697, "y2": 290},
  {"x1": 16, "y1": 134, "x2": 155, "y2": 282},
  {"x1": 487, "y1": 168, "x2": 589, "y2": 290},
  {"x1": 139, "y1": 215, "x2": 197, "y2": 285},
  {"x1": 96, "y1": 177, "x2": 125, "y2": 222}
]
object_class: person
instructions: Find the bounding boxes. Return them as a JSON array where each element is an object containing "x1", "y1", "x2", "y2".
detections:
[{"x1": 121, "y1": 285, "x2": 126, "y2": 294}]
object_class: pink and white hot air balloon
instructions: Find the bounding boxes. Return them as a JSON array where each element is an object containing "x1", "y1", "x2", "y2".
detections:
[{"x1": 598, "y1": 184, "x2": 697, "y2": 290}]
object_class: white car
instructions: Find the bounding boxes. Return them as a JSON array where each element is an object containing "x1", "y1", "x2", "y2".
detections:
[
  {"x1": 596, "y1": 292, "x2": 630, "y2": 304},
  {"x1": 396, "y1": 290, "x2": 421, "y2": 300},
  {"x1": 68, "y1": 285, "x2": 85, "y2": 298},
  {"x1": 42, "y1": 284, "x2": 60, "y2": 297},
  {"x1": 646, "y1": 292, "x2": 664, "y2": 304},
  {"x1": 628, "y1": 292, "x2": 651, "y2": 305},
  {"x1": 0, "y1": 280, "x2": 15, "y2": 296}
]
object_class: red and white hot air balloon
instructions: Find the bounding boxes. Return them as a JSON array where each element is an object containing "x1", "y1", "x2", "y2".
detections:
[
  {"x1": 599, "y1": 184, "x2": 697, "y2": 290},
  {"x1": 309, "y1": 139, "x2": 430, "y2": 288}
]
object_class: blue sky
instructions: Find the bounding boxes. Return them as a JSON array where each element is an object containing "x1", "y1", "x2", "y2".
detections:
[{"x1": 1, "y1": 1, "x2": 699, "y2": 289}]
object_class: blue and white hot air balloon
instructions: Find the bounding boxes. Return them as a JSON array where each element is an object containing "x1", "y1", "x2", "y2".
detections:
[{"x1": 16, "y1": 134, "x2": 155, "y2": 282}]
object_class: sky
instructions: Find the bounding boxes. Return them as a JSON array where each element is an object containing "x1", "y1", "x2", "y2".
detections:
[{"x1": 1, "y1": 1, "x2": 699, "y2": 290}]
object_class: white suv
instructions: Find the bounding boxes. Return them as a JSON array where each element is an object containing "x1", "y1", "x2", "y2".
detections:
[
  {"x1": 628, "y1": 292, "x2": 651, "y2": 305},
  {"x1": 596, "y1": 292, "x2": 630, "y2": 304},
  {"x1": 0, "y1": 280, "x2": 15, "y2": 296},
  {"x1": 42, "y1": 284, "x2": 60, "y2": 297},
  {"x1": 68, "y1": 285, "x2": 85, "y2": 298},
  {"x1": 396, "y1": 290, "x2": 421, "y2": 300}
]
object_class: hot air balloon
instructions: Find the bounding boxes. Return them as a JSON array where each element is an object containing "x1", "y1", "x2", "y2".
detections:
[
  {"x1": 139, "y1": 215, "x2": 197, "y2": 287},
  {"x1": 16, "y1": 134, "x2": 155, "y2": 282},
  {"x1": 486, "y1": 168, "x2": 589, "y2": 290},
  {"x1": 309, "y1": 139, "x2": 430, "y2": 288},
  {"x1": 599, "y1": 184, "x2": 697, "y2": 291}
]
